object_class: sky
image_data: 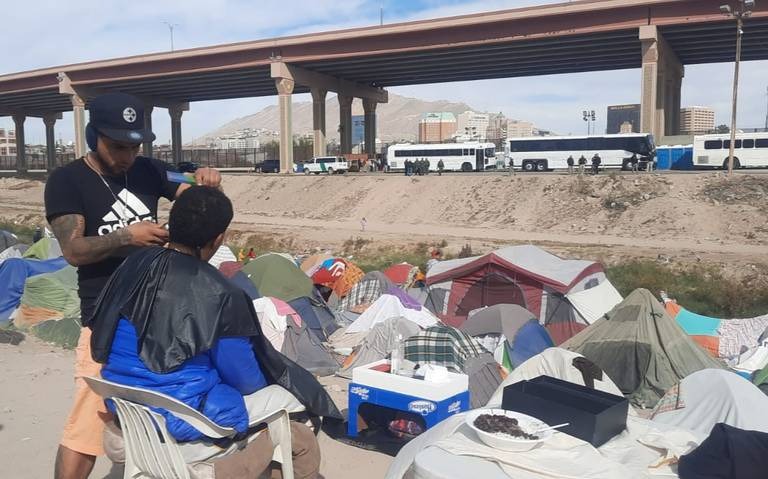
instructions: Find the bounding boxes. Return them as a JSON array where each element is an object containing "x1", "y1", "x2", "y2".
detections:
[{"x1": 1, "y1": 0, "x2": 766, "y2": 144}]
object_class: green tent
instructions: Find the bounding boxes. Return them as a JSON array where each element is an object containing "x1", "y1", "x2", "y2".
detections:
[
  {"x1": 563, "y1": 288, "x2": 724, "y2": 408},
  {"x1": 242, "y1": 253, "x2": 313, "y2": 302},
  {"x1": 14, "y1": 266, "x2": 81, "y2": 349},
  {"x1": 23, "y1": 237, "x2": 62, "y2": 260}
]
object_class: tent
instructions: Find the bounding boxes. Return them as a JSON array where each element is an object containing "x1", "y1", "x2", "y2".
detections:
[
  {"x1": 0, "y1": 229, "x2": 18, "y2": 251},
  {"x1": 22, "y1": 237, "x2": 62, "y2": 260},
  {"x1": 0, "y1": 257, "x2": 68, "y2": 324},
  {"x1": 403, "y1": 325, "x2": 487, "y2": 373},
  {"x1": 384, "y1": 263, "x2": 420, "y2": 289},
  {"x1": 280, "y1": 315, "x2": 340, "y2": 377},
  {"x1": 565, "y1": 280, "x2": 623, "y2": 325},
  {"x1": 563, "y1": 288, "x2": 725, "y2": 408},
  {"x1": 666, "y1": 301, "x2": 768, "y2": 362},
  {"x1": 310, "y1": 258, "x2": 365, "y2": 298},
  {"x1": 345, "y1": 294, "x2": 439, "y2": 334},
  {"x1": 459, "y1": 304, "x2": 554, "y2": 370},
  {"x1": 13, "y1": 266, "x2": 80, "y2": 328},
  {"x1": 288, "y1": 295, "x2": 340, "y2": 340},
  {"x1": 242, "y1": 253, "x2": 314, "y2": 302},
  {"x1": 651, "y1": 369, "x2": 768, "y2": 435},
  {"x1": 338, "y1": 317, "x2": 423, "y2": 378},
  {"x1": 426, "y1": 244, "x2": 613, "y2": 344},
  {"x1": 338, "y1": 271, "x2": 394, "y2": 313}
]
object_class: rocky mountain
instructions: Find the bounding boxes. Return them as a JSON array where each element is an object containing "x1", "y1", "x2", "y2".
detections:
[{"x1": 191, "y1": 93, "x2": 478, "y2": 144}]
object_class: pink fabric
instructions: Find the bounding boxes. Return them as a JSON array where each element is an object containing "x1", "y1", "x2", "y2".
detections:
[{"x1": 270, "y1": 297, "x2": 302, "y2": 327}]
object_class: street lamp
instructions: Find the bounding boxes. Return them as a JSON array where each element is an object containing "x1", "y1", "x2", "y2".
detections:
[
  {"x1": 582, "y1": 110, "x2": 596, "y2": 135},
  {"x1": 720, "y1": 0, "x2": 755, "y2": 175},
  {"x1": 162, "y1": 21, "x2": 180, "y2": 52}
]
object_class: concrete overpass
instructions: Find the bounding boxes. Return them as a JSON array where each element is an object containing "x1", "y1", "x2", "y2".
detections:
[{"x1": 0, "y1": 0, "x2": 767, "y2": 173}]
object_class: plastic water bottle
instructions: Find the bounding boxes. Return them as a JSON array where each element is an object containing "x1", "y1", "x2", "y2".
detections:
[{"x1": 391, "y1": 334, "x2": 403, "y2": 375}]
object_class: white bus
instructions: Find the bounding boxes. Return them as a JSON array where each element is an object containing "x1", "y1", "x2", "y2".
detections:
[
  {"x1": 507, "y1": 133, "x2": 656, "y2": 172},
  {"x1": 692, "y1": 132, "x2": 768, "y2": 169},
  {"x1": 386, "y1": 142, "x2": 496, "y2": 172}
]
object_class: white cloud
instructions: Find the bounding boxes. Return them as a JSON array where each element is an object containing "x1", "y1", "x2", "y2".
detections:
[{"x1": 1, "y1": 0, "x2": 766, "y2": 143}]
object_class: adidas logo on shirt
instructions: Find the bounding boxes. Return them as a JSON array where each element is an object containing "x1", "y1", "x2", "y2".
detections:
[{"x1": 97, "y1": 189, "x2": 156, "y2": 236}]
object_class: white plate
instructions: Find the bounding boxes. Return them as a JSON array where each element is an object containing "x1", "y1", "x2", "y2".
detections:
[{"x1": 465, "y1": 408, "x2": 553, "y2": 452}]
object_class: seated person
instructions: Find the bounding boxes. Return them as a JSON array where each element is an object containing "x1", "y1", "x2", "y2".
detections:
[{"x1": 90, "y1": 186, "x2": 340, "y2": 478}]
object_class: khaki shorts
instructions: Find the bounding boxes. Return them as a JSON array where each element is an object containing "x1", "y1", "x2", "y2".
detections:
[{"x1": 60, "y1": 328, "x2": 112, "y2": 456}]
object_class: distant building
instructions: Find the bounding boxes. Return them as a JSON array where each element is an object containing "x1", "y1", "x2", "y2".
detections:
[
  {"x1": 606, "y1": 104, "x2": 640, "y2": 134},
  {"x1": 506, "y1": 120, "x2": 535, "y2": 138},
  {"x1": 680, "y1": 106, "x2": 715, "y2": 135},
  {"x1": 456, "y1": 111, "x2": 489, "y2": 141},
  {"x1": 0, "y1": 128, "x2": 16, "y2": 156},
  {"x1": 213, "y1": 132, "x2": 260, "y2": 149},
  {"x1": 418, "y1": 112, "x2": 457, "y2": 143},
  {"x1": 486, "y1": 113, "x2": 508, "y2": 144},
  {"x1": 352, "y1": 115, "x2": 365, "y2": 147}
]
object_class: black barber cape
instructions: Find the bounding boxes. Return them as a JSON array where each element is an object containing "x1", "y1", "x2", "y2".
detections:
[{"x1": 89, "y1": 246, "x2": 342, "y2": 421}]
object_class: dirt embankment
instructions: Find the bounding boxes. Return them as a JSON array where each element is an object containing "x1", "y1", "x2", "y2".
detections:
[{"x1": 1, "y1": 172, "x2": 766, "y2": 272}]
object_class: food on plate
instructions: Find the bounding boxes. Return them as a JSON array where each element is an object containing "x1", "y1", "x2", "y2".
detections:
[{"x1": 473, "y1": 414, "x2": 539, "y2": 440}]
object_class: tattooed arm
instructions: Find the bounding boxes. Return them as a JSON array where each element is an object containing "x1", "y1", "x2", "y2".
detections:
[{"x1": 50, "y1": 214, "x2": 169, "y2": 266}]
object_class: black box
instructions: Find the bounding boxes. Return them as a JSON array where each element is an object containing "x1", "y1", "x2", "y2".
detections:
[{"x1": 501, "y1": 375, "x2": 628, "y2": 447}]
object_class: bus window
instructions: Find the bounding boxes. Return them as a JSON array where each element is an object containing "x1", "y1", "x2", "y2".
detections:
[
  {"x1": 704, "y1": 140, "x2": 722, "y2": 150},
  {"x1": 723, "y1": 140, "x2": 742, "y2": 149},
  {"x1": 743, "y1": 139, "x2": 754, "y2": 148},
  {"x1": 463, "y1": 149, "x2": 468, "y2": 155},
  {"x1": 485, "y1": 147, "x2": 495, "y2": 158},
  {"x1": 756, "y1": 139, "x2": 768, "y2": 148},
  {"x1": 469, "y1": 149, "x2": 475, "y2": 155}
]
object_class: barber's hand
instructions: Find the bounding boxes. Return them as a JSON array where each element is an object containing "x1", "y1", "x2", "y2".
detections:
[
  {"x1": 194, "y1": 167, "x2": 222, "y2": 188},
  {"x1": 124, "y1": 221, "x2": 169, "y2": 247}
]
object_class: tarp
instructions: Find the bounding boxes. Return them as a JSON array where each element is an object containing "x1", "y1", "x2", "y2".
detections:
[
  {"x1": 566, "y1": 280, "x2": 623, "y2": 325},
  {"x1": 0, "y1": 257, "x2": 68, "y2": 323},
  {"x1": 675, "y1": 308, "x2": 722, "y2": 336},
  {"x1": 384, "y1": 263, "x2": 419, "y2": 288},
  {"x1": 300, "y1": 252, "x2": 332, "y2": 274},
  {"x1": 651, "y1": 369, "x2": 768, "y2": 436},
  {"x1": 563, "y1": 288, "x2": 725, "y2": 408},
  {"x1": 338, "y1": 271, "x2": 394, "y2": 313},
  {"x1": 403, "y1": 325, "x2": 486, "y2": 373},
  {"x1": 345, "y1": 294, "x2": 439, "y2": 334},
  {"x1": 288, "y1": 295, "x2": 340, "y2": 340},
  {"x1": 734, "y1": 344, "x2": 768, "y2": 374},
  {"x1": 0, "y1": 244, "x2": 26, "y2": 266},
  {"x1": 242, "y1": 253, "x2": 313, "y2": 302},
  {"x1": 678, "y1": 423, "x2": 768, "y2": 479},
  {"x1": 338, "y1": 317, "x2": 422, "y2": 378},
  {"x1": 22, "y1": 237, "x2": 62, "y2": 260}
]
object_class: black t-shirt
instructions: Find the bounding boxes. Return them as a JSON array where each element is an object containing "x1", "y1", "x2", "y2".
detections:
[{"x1": 44, "y1": 156, "x2": 178, "y2": 316}]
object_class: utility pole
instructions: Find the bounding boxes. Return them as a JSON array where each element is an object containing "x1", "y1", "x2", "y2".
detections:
[
  {"x1": 720, "y1": 0, "x2": 755, "y2": 175},
  {"x1": 380, "y1": 5, "x2": 384, "y2": 26},
  {"x1": 162, "y1": 21, "x2": 180, "y2": 52}
]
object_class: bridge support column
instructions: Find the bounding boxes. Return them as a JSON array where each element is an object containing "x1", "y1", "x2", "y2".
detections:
[
  {"x1": 276, "y1": 77, "x2": 294, "y2": 173},
  {"x1": 363, "y1": 99, "x2": 377, "y2": 158},
  {"x1": 338, "y1": 94, "x2": 353, "y2": 155},
  {"x1": 311, "y1": 88, "x2": 327, "y2": 158},
  {"x1": 12, "y1": 114, "x2": 26, "y2": 173},
  {"x1": 169, "y1": 104, "x2": 187, "y2": 164},
  {"x1": 43, "y1": 113, "x2": 61, "y2": 172},
  {"x1": 640, "y1": 25, "x2": 684, "y2": 140},
  {"x1": 71, "y1": 94, "x2": 87, "y2": 158},
  {"x1": 143, "y1": 106, "x2": 154, "y2": 158}
]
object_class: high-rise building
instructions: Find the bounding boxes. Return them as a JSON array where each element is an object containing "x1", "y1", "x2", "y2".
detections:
[
  {"x1": 486, "y1": 113, "x2": 508, "y2": 144},
  {"x1": 679, "y1": 106, "x2": 715, "y2": 135},
  {"x1": 351, "y1": 115, "x2": 365, "y2": 146},
  {"x1": 0, "y1": 128, "x2": 16, "y2": 156},
  {"x1": 456, "y1": 111, "x2": 489, "y2": 141},
  {"x1": 506, "y1": 120, "x2": 534, "y2": 138},
  {"x1": 418, "y1": 112, "x2": 457, "y2": 143},
  {"x1": 606, "y1": 104, "x2": 640, "y2": 134}
]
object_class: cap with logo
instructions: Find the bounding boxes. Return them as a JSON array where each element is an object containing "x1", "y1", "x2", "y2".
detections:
[{"x1": 87, "y1": 93, "x2": 156, "y2": 145}]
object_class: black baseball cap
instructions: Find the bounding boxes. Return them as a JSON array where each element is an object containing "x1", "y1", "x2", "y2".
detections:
[{"x1": 87, "y1": 92, "x2": 156, "y2": 144}]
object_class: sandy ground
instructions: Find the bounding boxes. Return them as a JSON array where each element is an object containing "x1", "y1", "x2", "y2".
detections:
[
  {"x1": 1, "y1": 172, "x2": 767, "y2": 272},
  {"x1": 0, "y1": 336, "x2": 392, "y2": 479}
]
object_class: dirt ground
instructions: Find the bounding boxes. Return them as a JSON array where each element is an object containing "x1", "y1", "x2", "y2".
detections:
[{"x1": 2, "y1": 171, "x2": 766, "y2": 273}]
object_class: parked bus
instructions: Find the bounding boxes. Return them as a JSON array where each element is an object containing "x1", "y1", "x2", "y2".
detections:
[
  {"x1": 507, "y1": 133, "x2": 656, "y2": 172},
  {"x1": 692, "y1": 132, "x2": 768, "y2": 169},
  {"x1": 386, "y1": 142, "x2": 496, "y2": 172}
]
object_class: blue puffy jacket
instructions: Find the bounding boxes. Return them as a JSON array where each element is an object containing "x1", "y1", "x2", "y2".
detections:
[{"x1": 101, "y1": 318, "x2": 268, "y2": 442}]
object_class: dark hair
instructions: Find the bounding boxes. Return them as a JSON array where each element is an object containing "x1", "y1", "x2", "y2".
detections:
[{"x1": 169, "y1": 186, "x2": 233, "y2": 250}]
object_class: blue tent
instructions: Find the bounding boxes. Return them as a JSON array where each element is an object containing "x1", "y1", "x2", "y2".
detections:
[{"x1": 0, "y1": 257, "x2": 68, "y2": 324}]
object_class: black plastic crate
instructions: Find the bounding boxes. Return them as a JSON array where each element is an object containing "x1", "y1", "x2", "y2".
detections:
[{"x1": 501, "y1": 375, "x2": 628, "y2": 447}]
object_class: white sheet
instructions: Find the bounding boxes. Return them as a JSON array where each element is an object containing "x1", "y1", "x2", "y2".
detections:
[
  {"x1": 207, "y1": 245, "x2": 237, "y2": 269},
  {"x1": 345, "y1": 294, "x2": 439, "y2": 334},
  {"x1": 566, "y1": 280, "x2": 623, "y2": 325}
]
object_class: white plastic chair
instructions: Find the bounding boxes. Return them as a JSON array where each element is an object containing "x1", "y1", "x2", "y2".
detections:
[{"x1": 85, "y1": 377, "x2": 295, "y2": 479}]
